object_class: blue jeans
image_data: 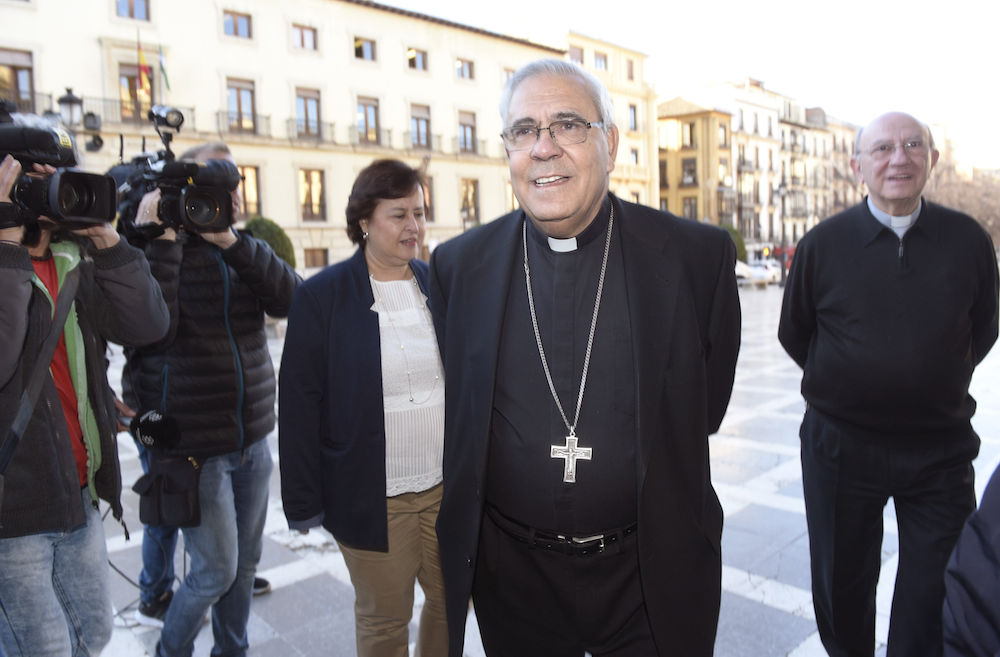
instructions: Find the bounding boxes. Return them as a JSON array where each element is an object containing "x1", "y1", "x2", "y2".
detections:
[
  {"x1": 137, "y1": 442, "x2": 180, "y2": 605},
  {"x1": 0, "y1": 488, "x2": 112, "y2": 657},
  {"x1": 157, "y1": 438, "x2": 273, "y2": 657}
]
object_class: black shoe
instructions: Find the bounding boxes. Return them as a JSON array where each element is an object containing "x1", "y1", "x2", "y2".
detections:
[
  {"x1": 252, "y1": 576, "x2": 271, "y2": 596},
  {"x1": 135, "y1": 589, "x2": 173, "y2": 628}
]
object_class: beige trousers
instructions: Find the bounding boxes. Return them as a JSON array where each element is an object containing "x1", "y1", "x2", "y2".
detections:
[{"x1": 337, "y1": 483, "x2": 448, "y2": 657}]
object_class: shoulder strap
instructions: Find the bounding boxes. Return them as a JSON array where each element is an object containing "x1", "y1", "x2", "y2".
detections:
[{"x1": 0, "y1": 266, "x2": 82, "y2": 508}]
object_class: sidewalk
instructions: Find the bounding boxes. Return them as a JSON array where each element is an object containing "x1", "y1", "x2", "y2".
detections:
[{"x1": 102, "y1": 285, "x2": 1000, "y2": 656}]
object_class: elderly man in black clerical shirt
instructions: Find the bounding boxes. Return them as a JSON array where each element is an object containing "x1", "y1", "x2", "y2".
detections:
[
  {"x1": 429, "y1": 58, "x2": 741, "y2": 657},
  {"x1": 779, "y1": 112, "x2": 999, "y2": 657}
]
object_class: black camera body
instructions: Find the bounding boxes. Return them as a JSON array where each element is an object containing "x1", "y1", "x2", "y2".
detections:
[
  {"x1": 116, "y1": 157, "x2": 240, "y2": 235},
  {"x1": 113, "y1": 106, "x2": 241, "y2": 238},
  {"x1": 0, "y1": 102, "x2": 116, "y2": 228}
]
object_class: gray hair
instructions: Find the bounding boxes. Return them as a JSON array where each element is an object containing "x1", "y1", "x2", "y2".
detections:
[{"x1": 498, "y1": 58, "x2": 615, "y2": 131}]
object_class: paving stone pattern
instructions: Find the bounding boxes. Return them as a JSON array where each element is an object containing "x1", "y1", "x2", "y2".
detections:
[{"x1": 103, "y1": 284, "x2": 1000, "y2": 656}]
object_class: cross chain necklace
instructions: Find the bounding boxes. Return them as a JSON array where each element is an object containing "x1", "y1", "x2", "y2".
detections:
[{"x1": 522, "y1": 205, "x2": 613, "y2": 483}]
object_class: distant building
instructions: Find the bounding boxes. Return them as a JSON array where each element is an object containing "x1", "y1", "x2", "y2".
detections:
[
  {"x1": 656, "y1": 98, "x2": 734, "y2": 225},
  {"x1": 0, "y1": 0, "x2": 651, "y2": 271}
]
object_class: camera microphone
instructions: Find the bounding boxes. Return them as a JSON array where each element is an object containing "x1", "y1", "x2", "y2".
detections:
[{"x1": 130, "y1": 409, "x2": 179, "y2": 450}]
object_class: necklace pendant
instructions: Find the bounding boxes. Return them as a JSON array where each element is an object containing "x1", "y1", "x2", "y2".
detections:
[{"x1": 551, "y1": 434, "x2": 593, "y2": 484}]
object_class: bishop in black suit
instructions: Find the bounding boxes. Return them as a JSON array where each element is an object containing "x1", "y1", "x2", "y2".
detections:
[{"x1": 429, "y1": 59, "x2": 741, "y2": 657}]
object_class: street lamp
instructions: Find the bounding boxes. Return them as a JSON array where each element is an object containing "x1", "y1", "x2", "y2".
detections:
[
  {"x1": 778, "y1": 182, "x2": 788, "y2": 287},
  {"x1": 57, "y1": 87, "x2": 83, "y2": 128}
]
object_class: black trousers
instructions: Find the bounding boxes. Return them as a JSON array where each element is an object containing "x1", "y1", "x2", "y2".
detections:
[
  {"x1": 472, "y1": 510, "x2": 658, "y2": 657},
  {"x1": 800, "y1": 408, "x2": 979, "y2": 657}
]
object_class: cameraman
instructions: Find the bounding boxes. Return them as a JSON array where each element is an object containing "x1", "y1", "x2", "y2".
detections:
[
  {"x1": 121, "y1": 142, "x2": 299, "y2": 657},
  {"x1": 0, "y1": 154, "x2": 169, "y2": 656}
]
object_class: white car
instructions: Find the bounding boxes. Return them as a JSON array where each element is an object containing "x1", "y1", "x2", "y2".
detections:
[
  {"x1": 749, "y1": 259, "x2": 782, "y2": 284},
  {"x1": 735, "y1": 260, "x2": 769, "y2": 288}
]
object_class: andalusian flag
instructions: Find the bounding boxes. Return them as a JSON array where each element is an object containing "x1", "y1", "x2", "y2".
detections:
[{"x1": 158, "y1": 45, "x2": 171, "y2": 92}]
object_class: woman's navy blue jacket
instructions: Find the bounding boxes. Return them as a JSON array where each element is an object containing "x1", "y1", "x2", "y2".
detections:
[{"x1": 278, "y1": 248, "x2": 431, "y2": 551}]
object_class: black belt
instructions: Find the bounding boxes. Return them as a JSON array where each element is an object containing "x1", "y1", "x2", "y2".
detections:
[{"x1": 486, "y1": 505, "x2": 637, "y2": 557}]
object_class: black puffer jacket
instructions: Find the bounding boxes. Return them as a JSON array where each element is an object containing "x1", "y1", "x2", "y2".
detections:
[{"x1": 123, "y1": 230, "x2": 299, "y2": 459}]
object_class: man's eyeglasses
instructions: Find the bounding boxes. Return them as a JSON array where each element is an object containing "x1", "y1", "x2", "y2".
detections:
[
  {"x1": 500, "y1": 119, "x2": 603, "y2": 151},
  {"x1": 865, "y1": 139, "x2": 928, "y2": 161}
]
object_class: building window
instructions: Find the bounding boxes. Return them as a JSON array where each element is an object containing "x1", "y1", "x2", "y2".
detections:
[
  {"x1": 660, "y1": 199, "x2": 668, "y2": 212},
  {"x1": 356, "y1": 96, "x2": 379, "y2": 144},
  {"x1": 631, "y1": 192, "x2": 640, "y2": 204},
  {"x1": 295, "y1": 87, "x2": 320, "y2": 137},
  {"x1": 224, "y1": 11, "x2": 252, "y2": 38},
  {"x1": 594, "y1": 52, "x2": 608, "y2": 71},
  {"x1": 119, "y1": 63, "x2": 153, "y2": 122},
  {"x1": 456, "y1": 58, "x2": 474, "y2": 80},
  {"x1": 299, "y1": 168, "x2": 325, "y2": 221},
  {"x1": 227, "y1": 78, "x2": 255, "y2": 132},
  {"x1": 411, "y1": 104, "x2": 431, "y2": 149},
  {"x1": 503, "y1": 68, "x2": 515, "y2": 83},
  {"x1": 304, "y1": 248, "x2": 328, "y2": 269},
  {"x1": 626, "y1": 59, "x2": 634, "y2": 80},
  {"x1": 460, "y1": 179, "x2": 479, "y2": 229},
  {"x1": 718, "y1": 158, "x2": 728, "y2": 183},
  {"x1": 292, "y1": 24, "x2": 317, "y2": 50},
  {"x1": 718, "y1": 123, "x2": 727, "y2": 147},
  {"x1": 407, "y1": 48, "x2": 427, "y2": 70},
  {"x1": 117, "y1": 0, "x2": 149, "y2": 20},
  {"x1": 681, "y1": 158, "x2": 697, "y2": 186},
  {"x1": 354, "y1": 37, "x2": 376, "y2": 61},
  {"x1": 628, "y1": 104, "x2": 638, "y2": 131},
  {"x1": 629, "y1": 148, "x2": 639, "y2": 165},
  {"x1": 682, "y1": 122, "x2": 695, "y2": 148},
  {"x1": 458, "y1": 111, "x2": 476, "y2": 153},
  {"x1": 237, "y1": 165, "x2": 260, "y2": 217},
  {"x1": 569, "y1": 46, "x2": 583, "y2": 65},
  {"x1": 683, "y1": 197, "x2": 697, "y2": 219},
  {"x1": 658, "y1": 160, "x2": 667, "y2": 189},
  {"x1": 1, "y1": 49, "x2": 35, "y2": 113}
]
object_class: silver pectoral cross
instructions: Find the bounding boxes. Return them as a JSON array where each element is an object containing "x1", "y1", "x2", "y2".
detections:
[{"x1": 551, "y1": 434, "x2": 593, "y2": 483}]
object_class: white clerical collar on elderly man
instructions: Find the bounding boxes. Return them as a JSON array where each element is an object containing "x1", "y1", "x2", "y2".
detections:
[
  {"x1": 525, "y1": 198, "x2": 613, "y2": 253},
  {"x1": 867, "y1": 196, "x2": 922, "y2": 239}
]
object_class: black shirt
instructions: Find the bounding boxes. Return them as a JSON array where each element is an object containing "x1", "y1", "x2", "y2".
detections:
[{"x1": 487, "y1": 199, "x2": 637, "y2": 534}]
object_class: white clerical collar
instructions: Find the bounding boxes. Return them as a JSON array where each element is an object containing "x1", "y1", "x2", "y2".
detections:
[
  {"x1": 868, "y1": 197, "x2": 921, "y2": 238},
  {"x1": 547, "y1": 236, "x2": 578, "y2": 252}
]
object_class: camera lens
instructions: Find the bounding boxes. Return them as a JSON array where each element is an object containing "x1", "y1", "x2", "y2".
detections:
[
  {"x1": 185, "y1": 191, "x2": 221, "y2": 227},
  {"x1": 57, "y1": 176, "x2": 94, "y2": 215}
]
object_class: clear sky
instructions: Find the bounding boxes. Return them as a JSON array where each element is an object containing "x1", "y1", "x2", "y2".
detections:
[{"x1": 380, "y1": 0, "x2": 996, "y2": 170}]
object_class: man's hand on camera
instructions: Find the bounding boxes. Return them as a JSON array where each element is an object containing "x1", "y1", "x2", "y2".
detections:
[
  {"x1": 134, "y1": 188, "x2": 176, "y2": 241},
  {"x1": 71, "y1": 222, "x2": 120, "y2": 250},
  {"x1": 201, "y1": 226, "x2": 238, "y2": 250},
  {"x1": 0, "y1": 155, "x2": 21, "y2": 203},
  {"x1": 0, "y1": 156, "x2": 25, "y2": 245}
]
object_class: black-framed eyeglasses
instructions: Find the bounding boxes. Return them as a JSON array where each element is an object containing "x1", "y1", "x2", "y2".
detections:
[{"x1": 500, "y1": 119, "x2": 603, "y2": 151}]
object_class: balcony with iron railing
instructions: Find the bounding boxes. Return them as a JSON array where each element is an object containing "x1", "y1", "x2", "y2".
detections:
[
  {"x1": 285, "y1": 119, "x2": 336, "y2": 144},
  {"x1": 217, "y1": 112, "x2": 271, "y2": 137},
  {"x1": 349, "y1": 126, "x2": 392, "y2": 147},
  {"x1": 453, "y1": 136, "x2": 489, "y2": 156},
  {"x1": 0, "y1": 92, "x2": 53, "y2": 116},
  {"x1": 403, "y1": 132, "x2": 443, "y2": 152}
]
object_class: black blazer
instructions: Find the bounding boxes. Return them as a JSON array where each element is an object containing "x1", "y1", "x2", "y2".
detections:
[
  {"x1": 430, "y1": 195, "x2": 741, "y2": 656},
  {"x1": 278, "y1": 248, "x2": 431, "y2": 550}
]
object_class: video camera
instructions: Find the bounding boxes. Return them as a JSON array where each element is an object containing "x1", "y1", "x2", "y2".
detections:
[
  {"x1": 0, "y1": 100, "x2": 116, "y2": 228},
  {"x1": 112, "y1": 106, "x2": 241, "y2": 238}
]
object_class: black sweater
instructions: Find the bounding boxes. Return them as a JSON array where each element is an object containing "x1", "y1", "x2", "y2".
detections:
[{"x1": 778, "y1": 199, "x2": 998, "y2": 436}]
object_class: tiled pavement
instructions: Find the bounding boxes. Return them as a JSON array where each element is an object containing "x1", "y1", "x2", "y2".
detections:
[{"x1": 103, "y1": 284, "x2": 1000, "y2": 657}]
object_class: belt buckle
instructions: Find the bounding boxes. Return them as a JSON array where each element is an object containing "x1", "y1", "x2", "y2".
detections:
[{"x1": 571, "y1": 533, "x2": 605, "y2": 554}]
